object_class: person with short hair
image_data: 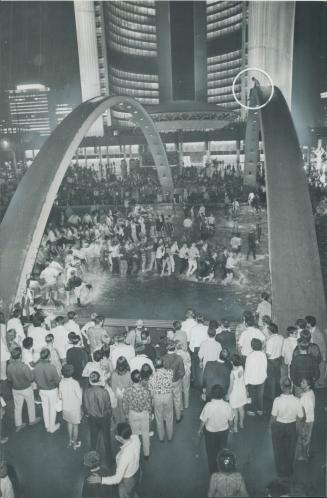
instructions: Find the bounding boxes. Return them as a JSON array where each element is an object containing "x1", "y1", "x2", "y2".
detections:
[
  {"x1": 256, "y1": 292, "x2": 272, "y2": 327},
  {"x1": 162, "y1": 341, "x2": 185, "y2": 423},
  {"x1": 281, "y1": 327, "x2": 298, "y2": 377},
  {"x1": 172, "y1": 320, "x2": 188, "y2": 352},
  {"x1": 87, "y1": 423, "x2": 141, "y2": 498},
  {"x1": 110, "y1": 335, "x2": 135, "y2": 371},
  {"x1": 198, "y1": 384, "x2": 234, "y2": 474},
  {"x1": 34, "y1": 348, "x2": 61, "y2": 433},
  {"x1": 238, "y1": 314, "x2": 265, "y2": 359},
  {"x1": 227, "y1": 354, "x2": 248, "y2": 433},
  {"x1": 64, "y1": 311, "x2": 80, "y2": 336},
  {"x1": 244, "y1": 338, "x2": 267, "y2": 416},
  {"x1": 51, "y1": 315, "x2": 69, "y2": 362},
  {"x1": 59, "y1": 363, "x2": 82, "y2": 450},
  {"x1": 45, "y1": 333, "x2": 62, "y2": 376},
  {"x1": 265, "y1": 324, "x2": 284, "y2": 401},
  {"x1": 0, "y1": 462, "x2": 15, "y2": 498},
  {"x1": 111, "y1": 357, "x2": 132, "y2": 424},
  {"x1": 207, "y1": 448, "x2": 248, "y2": 497},
  {"x1": 305, "y1": 315, "x2": 326, "y2": 388},
  {"x1": 199, "y1": 326, "x2": 222, "y2": 371},
  {"x1": 148, "y1": 357, "x2": 174, "y2": 442},
  {"x1": 27, "y1": 315, "x2": 47, "y2": 361},
  {"x1": 122, "y1": 370, "x2": 152, "y2": 459},
  {"x1": 86, "y1": 316, "x2": 109, "y2": 357},
  {"x1": 295, "y1": 377, "x2": 315, "y2": 461},
  {"x1": 140, "y1": 330, "x2": 156, "y2": 363},
  {"x1": 202, "y1": 349, "x2": 231, "y2": 401},
  {"x1": 66, "y1": 333, "x2": 89, "y2": 382},
  {"x1": 290, "y1": 340, "x2": 319, "y2": 397},
  {"x1": 83, "y1": 371, "x2": 113, "y2": 465},
  {"x1": 176, "y1": 342, "x2": 191, "y2": 410},
  {"x1": 270, "y1": 377, "x2": 303, "y2": 478},
  {"x1": 21, "y1": 337, "x2": 35, "y2": 370},
  {"x1": 6, "y1": 309, "x2": 25, "y2": 346},
  {"x1": 6, "y1": 347, "x2": 40, "y2": 432}
]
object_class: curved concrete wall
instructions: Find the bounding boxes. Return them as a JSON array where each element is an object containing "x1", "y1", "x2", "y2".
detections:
[
  {"x1": 0, "y1": 95, "x2": 174, "y2": 310},
  {"x1": 255, "y1": 86, "x2": 327, "y2": 334}
]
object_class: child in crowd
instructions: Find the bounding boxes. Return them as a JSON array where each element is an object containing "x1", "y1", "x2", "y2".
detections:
[
  {"x1": 227, "y1": 354, "x2": 248, "y2": 432},
  {"x1": 295, "y1": 377, "x2": 315, "y2": 461}
]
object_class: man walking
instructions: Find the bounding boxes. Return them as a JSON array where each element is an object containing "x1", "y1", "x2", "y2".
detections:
[
  {"x1": 34, "y1": 348, "x2": 61, "y2": 433},
  {"x1": 163, "y1": 341, "x2": 185, "y2": 423},
  {"x1": 148, "y1": 358, "x2": 174, "y2": 442},
  {"x1": 7, "y1": 347, "x2": 41, "y2": 432},
  {"x1": 270, "y1": 378, "x2": 303, "y2": 478},
  {"x1": 83, "y1": 371, "x2": 113, "y2": 465}
]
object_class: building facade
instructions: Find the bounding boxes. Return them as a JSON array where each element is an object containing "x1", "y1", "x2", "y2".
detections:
[{"x1": 7, "y1": 84, "x2": 51, "y2": 137}]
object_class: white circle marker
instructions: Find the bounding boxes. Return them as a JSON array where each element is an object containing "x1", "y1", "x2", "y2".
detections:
[{"x1": 232, "y1": 67, "x2": 274, "y2": 110}]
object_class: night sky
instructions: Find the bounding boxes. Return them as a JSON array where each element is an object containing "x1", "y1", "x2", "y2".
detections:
[{"x1": 0, "y1": 1, "x2": 326, "y2": 135}]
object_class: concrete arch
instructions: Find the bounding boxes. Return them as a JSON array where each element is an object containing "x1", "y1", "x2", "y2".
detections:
[
  {"x1": 0, "y1": 95, "x2": 174, "y2": 310},
  {"x1": 251, "y1": 86, "x2": 327, "y2": 334}
]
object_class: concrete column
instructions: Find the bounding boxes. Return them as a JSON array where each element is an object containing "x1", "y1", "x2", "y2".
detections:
[
  {"x1": 248, "y1": 1, "x2": 295, "y2": 109},
  {"x1": 156, "y1": 2, "x2": 173, "y2": 102},
  {"x1": 74, "y1": 0, "x2": 104, "y2": 136},
  {"x1": 193, "y1": 2, "x2": 207, "y2": 102}
]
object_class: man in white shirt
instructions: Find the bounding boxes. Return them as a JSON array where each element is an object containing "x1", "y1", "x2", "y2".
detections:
[
  {"x1": 88, "y1": 423, "x2": 141, "y2": 496},
  {"x1": 256, "y1": 292, "x2": 272, "y2": 327},
  {"x1": 270, "y1": 377, "x2": 303, "y2": 477},
  {"x1": 189, "y1": 315, "x2": 208, "y2": 389},
  {"x1": 51, "y1": 315, "x2": 69, "y2": 362},
  {"x1": 198, "y1": 384, "x2": 234, "y2": 474},
  {"x1": 40, "y1": 262, "x2": 60, "y2": 303},
  {"x1": 7, "y1": 309, "x2": 25, "y2": 345},
  {"x1": 110, "y1": 335, "x2": 136, "y2": 370},
  {"x1": 305, "y1": 315, "x2": 327, "y2": 388},
  {"x1": 266, "y1": 323, "x2": 284, "y2": 401},
  {"x1": 244, "y1": 338, "x2": 267, "y2": 416},
  {"x1": 81, "y1": 313, "x2": 97, "y2": 343},
  {"x1": 198, "y1": 326, "x2": 222, "y2": 370},
  {"x1": 27, "y1": 317, "x2": 47, "y2": 361},
  {"x1": 181, "y1": 309, "x2": 197, "y2": 344},
  {"x1": 129, "y1": 350, "x2": 154, "y2": 372},
  {"x1": 64, "y1": 311, "x2": 80, "y2": 335},
  {"x1": 238, "y1": 313, "x2": 265, "y2": 358}
]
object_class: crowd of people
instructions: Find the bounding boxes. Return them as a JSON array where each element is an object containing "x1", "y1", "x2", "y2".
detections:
[
  {"x1": 0, "y1": 297, "x2": 325, "y2": 497},
  {"x1": 24, "y1": 197, "x2": 265, "y2": 310}
]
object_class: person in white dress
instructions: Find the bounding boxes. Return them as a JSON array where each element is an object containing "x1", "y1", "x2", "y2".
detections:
[
  {"x1": 227, "y1": 354, "x2": 248, "y2": 432},
  {"x1": 59, "y1": 363, "x2": 82, "y2": 450}
]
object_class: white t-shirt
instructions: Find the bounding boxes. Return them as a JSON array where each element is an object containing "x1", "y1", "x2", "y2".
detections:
[
  {"x1": 200, "y1": 399, "x2": 233, "y2": 432},
  {"x1": 198, "y1": 337, "x2": 222, "y2": 368},
  {"x1": 271, "y1": 394, "x2": 303, "y2": 423},
  {"x1": 244, "y1": 351, "x2": 267, "y2": 385},
  {"x1": 238, "y1": 327, "x2": 265, "y2": 357},
  {"x1": 256, "y1": 300, "x2": 272, "y2": 326},
  {"x1": 181, "y1": 318, "x2": 197, "y2": 343},
  {"x1": 266, "y1": 334, "x2": 284, "y2": 360},
  {"x1": 300, "y1": 389, "x2": 315, "y2": 423},
  {"x1": 129, "y1": 355, "x2": 154, "y2": 372},
  {"x1": 189, "y1": 323, "x2": 208, "y2": 352},
  {"x1": 28, "y1": 325, "x2": 47, "y2": 355},
  {"x1": 64, "y1": 320, "x2": 80, "y2": 335},
  {"x1": 110, "y1": 344, "x2": 136, "y2": 370},
  {"x1": 40, "y1": 266, "x2": 59, "y2": 285},
  {"x1": 7, "y1": 317, "x2": 25, "y2": 345},
  {"x1": 282, "y1": 337, "x2": 298, "y2": 366},
  {"x1": 51, "y1": 325, "x2": 70, "y2": 359}
]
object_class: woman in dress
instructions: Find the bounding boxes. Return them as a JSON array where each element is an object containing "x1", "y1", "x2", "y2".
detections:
[
  {"x1": 59, "y1": 363, "x2": 83, "y2": 450},
  {"x1": 208, "y1": 449, "x2": 248, "y2": 498},
  {"x1": 110, "y1": 356, "x2": 132, "y2": 424},
  {"x1": 227, "y1": 355, "x2": 248, "y2": 433}
]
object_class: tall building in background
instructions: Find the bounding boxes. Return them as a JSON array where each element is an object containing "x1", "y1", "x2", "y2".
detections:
[
  {"x1": 7, "y1": 84, "x2": 51, "y2": 137},
  {"x1": 55, "y1": 103, "x2": 73, "y2": 125},
  {"x1": 74, "y1": 0, "x2": 296, "y2": 134}
]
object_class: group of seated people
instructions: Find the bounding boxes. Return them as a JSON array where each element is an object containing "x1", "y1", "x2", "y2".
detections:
[{"x1": 0, "y1": 292, "x2": 325, "y2": 497}]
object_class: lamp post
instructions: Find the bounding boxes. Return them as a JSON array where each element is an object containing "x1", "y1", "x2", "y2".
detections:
[{"x1": 1, "y1": 139, "x2": 18, "y2": 179}]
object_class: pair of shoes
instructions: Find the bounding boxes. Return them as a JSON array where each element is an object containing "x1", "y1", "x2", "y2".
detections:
[
  {"x1": 15, "y1": 423, "x2": 27, "y2": 432},
  {"x1": 247, "y1": 411, "x2": 256, "y2": 416},
  {"x1": 29, "y1": 417, "x2": 41, "y2": 426},
  {"x1": 73, "y1": 441, "x2": 81, "y2": 450},
  {"x1": 0, "y1": 437, "x2": 8, "y2": 444},
  {"x1": 48, "y1": 423, "x2": 61, "y2": 434},
  {"x1": 176, "y1": 416, "x2": 183, "y2": 423}
]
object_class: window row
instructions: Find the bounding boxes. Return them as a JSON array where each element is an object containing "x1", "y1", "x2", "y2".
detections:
[
  {"x1": 208, "y1": 58, "x2": 242, "y2": 73},
  {"x1": 109, "y1": 20, "x2": 157, "y2": 42},
  {"x1": 109, "y1": 31, "x2": 157, "y2": 51},
  {"x1": 111, "y1": 67, "x2": 158, "y2": 82},
  {"x1": 110, "y1": 75, "x2": 159, "y2": 90},
  {"x1": 206, "y1": 1, "x2": 242, "y2": 15},
  {"x1": 108, "y1": 39, "x2": 157, "y2": 57},
  {"x1": 207, "y1": 12, "x2": 243, "y2": 33},
  {"x1": 111, "y1": 86, "x2": 159, "y2": 98},
  {"x1": 207, "y1": 5, "x2": 242, "y2": 25},
  {"x1": 207, "y1": 83, "x2": 241, "y2": 96},
  {"x1": 108, "y1": 3, "x2": 156, "y2": 25},
  {"x1": 114, "y1": 1, "x2": 156, "y2": 17},
  {"x1": 207, "y1": 21, "x2": 243, "y2": 38},
  {"x1": 208, "y1": 49, "x2": 242, "y2": 64},
  {"x1": 106, "y1": 10, "x2": 156, "y2": 33}
]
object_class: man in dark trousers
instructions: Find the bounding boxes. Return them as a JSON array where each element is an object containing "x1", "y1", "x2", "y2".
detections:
[
  {"x1": 247, "y1": 228, "x2": 257, "y2": 260},
  {"x1": 270, "y1": 377, "x2": 303, "y2": 478},
  {"x1": 83, "y1": 371, "x2": 113, "y2": 466},
  {"x1": 202, "y1": 349, "x2": 231, "y2": 401}
]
